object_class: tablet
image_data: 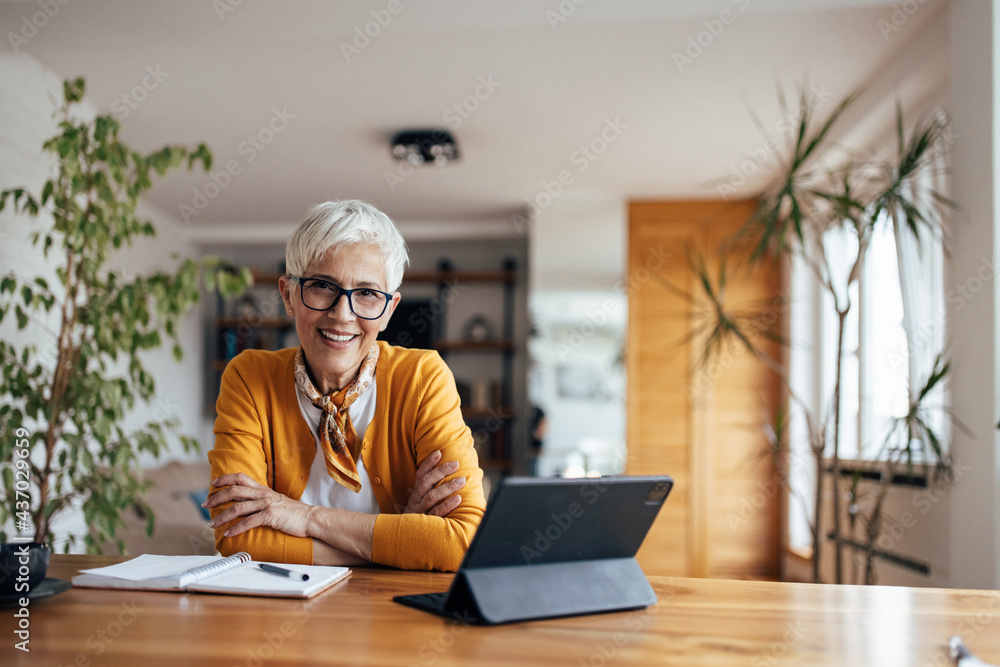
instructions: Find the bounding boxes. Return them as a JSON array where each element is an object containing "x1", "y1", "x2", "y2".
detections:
[{"x1": 394, "y1": 474, "x2": 673, "y2": 624}]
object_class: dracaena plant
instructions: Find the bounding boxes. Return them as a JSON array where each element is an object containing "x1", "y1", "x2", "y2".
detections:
[
  {"x1": 0, "y1": 78, "x2": 251, "y2": 553},
  {"x1": 683, "y1": 87, "x2": 954, "y2": 583},
  {"x1": 846, "y1": 353, "x2": 966, "y2": 584}
]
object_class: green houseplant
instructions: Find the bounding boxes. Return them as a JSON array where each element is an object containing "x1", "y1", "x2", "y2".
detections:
[
  {"x1": 685, "y1": 88, "x2": 955, "y2": 583},
  {"x1": 0, "y1": 78, "x2": 251, "y2": 553}
]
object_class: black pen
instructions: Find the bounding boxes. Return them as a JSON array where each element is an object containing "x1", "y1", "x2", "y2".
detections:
[{"x1": 257, "y1": 563, "x2": 310, "y2": 581}]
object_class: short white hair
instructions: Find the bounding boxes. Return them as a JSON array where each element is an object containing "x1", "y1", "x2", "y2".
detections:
[{"x1": 285, "y1": 200, "x2": 409, "y2": 291}]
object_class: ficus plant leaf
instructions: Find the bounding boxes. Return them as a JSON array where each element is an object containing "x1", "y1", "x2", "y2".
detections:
[{"x1": 0, "y1": 78, "x2": 251, "y2": 554}]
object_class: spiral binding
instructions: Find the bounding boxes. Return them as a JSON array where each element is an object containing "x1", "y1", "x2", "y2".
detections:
[{"x1": 177, "y1": 551, "x2": 251, "y2": 588}]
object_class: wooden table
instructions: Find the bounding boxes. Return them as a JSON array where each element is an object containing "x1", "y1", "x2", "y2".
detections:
[{"x1": 3, "y1": 555, "x2": 999, "y2": 666}]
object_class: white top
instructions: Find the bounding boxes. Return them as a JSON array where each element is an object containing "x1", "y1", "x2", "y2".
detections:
[{"x1": 295, "y1": 380, "x2": 381, "y2": 515}]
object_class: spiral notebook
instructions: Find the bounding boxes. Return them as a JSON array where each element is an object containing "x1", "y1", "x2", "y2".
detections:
[{"x1": 72, "y1": 552, "x2": 350, "y2": 598}]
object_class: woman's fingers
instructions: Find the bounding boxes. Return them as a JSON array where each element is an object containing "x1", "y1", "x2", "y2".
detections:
[
  {"x1": 203, "y1": 478, "x2": 266, "y2": 509},
  {"x1": 210, "y1": 472, "x2": 263, "y2": 489},
  {"x1": 216, "y1": 508, "x2": 268, "y2": 538},
  {"x1": 408, "y1": 474, "x2": 466, "y2": 514},
  {"x1": 426, "y1": 478, "x2": 466, "y2": 514},
  {"x1": 425, "y1": 493, "x2": 462, "y2": 518},
  {"x1": 414, "y1": 450, "x2": 442, "y2": 477},
  {"x1": 407, "y1": 451, "x2": 462, "y2": 514},
  {"x1": 208, "y1": 489, "x2": 313, "y2": 538},
  {"x1": 423, "y1": 476, "x2": 466, "y2": 506},
  {"x1": 412, "y1": 452, "x2": 456, "y2": 495},
  {"x1": 204, "y1": 472, "x2": 269, "y2": 510},
  {"x1": 208, "y1": 498, "x2": 268, "y2": 528},
  {"x1": 418, "y1": 460, "x2": 458, "y2": 493},
  {"x1": 205, "y1": 471, "x2": 314, "y2": 539}
]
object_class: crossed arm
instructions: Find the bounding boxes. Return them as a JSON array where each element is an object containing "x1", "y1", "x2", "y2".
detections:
[{"x1": 203, "y1": 449, "x2": 466, "y2": 566}]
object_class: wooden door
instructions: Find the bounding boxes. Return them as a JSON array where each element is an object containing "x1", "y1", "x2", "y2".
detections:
[{"x1": 627, "y1": 201, "x2": 782, "y2": 579}]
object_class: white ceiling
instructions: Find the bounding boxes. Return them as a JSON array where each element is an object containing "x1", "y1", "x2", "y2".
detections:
[{"x1": 0, "y1": 0, "x2": 947, "y2": 237}]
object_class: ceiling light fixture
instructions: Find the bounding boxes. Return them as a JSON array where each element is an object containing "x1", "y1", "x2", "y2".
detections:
[{"x1": 390, "y1": 129, "x2": 460, "y2": 166}]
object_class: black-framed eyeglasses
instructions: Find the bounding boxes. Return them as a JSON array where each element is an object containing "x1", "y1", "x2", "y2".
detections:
[{"x1": 288, "y1": 275, "x2": 393, "y2": 320}]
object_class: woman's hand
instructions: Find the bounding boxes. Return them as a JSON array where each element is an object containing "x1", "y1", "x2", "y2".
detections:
[
  {"x1": 205, "y1": 473, "x2": 315, "y2": 538},
  {"x1": 404, "y1": 450, "x2": 466, "y2": 517}
]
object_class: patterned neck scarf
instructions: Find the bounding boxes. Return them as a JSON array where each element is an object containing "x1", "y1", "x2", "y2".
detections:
[{"x1": 293, "y1": 344, "x2": 379, "y2": 493}]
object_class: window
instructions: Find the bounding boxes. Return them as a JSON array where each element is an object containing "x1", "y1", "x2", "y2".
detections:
[
  {"x1": 791, "y1": 214, "x2": 945, "y2": 456},
  {"x1": 860, "y1": 219, "x2": 911, "y2": 459},
  {"x1": 786, "y1": 208, "x2": 945, "y2": 552}
]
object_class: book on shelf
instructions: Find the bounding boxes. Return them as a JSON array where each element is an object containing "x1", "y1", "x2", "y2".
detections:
[{"x1": 72, "y1": 552, "x2": 350, "y2": 599}]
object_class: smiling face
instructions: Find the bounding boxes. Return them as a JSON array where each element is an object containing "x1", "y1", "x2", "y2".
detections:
[{"x1": 279, "y1": 243, "x2": 400, "y2": 394}]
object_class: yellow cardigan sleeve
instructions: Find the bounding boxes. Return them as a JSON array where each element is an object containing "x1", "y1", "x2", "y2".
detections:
[
  {"x1": 369, "y1": 349, "x2": 487, "y2": 571},
  {"x1": 207, "y1": 354, "x2": 313, "y2": 564}
]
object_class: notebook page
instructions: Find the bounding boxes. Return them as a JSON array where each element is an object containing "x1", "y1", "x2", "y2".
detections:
[
  {"x1": 78, "y1": 554, "x2": 219, "y2": 582},
  {"x1": 187, "y1": 562, "x2": 350, "y2": 598}
]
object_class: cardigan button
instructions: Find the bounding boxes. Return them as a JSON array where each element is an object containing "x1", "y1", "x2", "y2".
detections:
[{"x1": 373, "y1": 476, "x2": 382, "y2": 486}]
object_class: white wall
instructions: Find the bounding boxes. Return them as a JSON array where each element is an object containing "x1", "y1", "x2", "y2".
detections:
[
  {"x1": 528, "y1": 197, "x2": 627, "y2": 293},
  {"x1": 0, "y1": 53, "x2": 207, "y2": 550},
  {"x1": 0, "y1": 54, "x2": 70, "y2": 332},
  {"x1": 946, "y1": 0, "x2": 1000, "y2": 590}
]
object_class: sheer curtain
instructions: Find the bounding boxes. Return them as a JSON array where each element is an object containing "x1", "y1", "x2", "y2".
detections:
[{"x1": 891, "y1": 146, "x2": 947, "y2": 460}]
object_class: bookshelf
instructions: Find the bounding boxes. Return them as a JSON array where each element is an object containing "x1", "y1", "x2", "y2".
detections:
[{"x1": 386, "y1": 260, "x2": 519, "y2": 474}]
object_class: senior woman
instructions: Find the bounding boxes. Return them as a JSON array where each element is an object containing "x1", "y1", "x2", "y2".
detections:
[{"x1": 204, "y1": 200, "x2": 486, "y2": 571}]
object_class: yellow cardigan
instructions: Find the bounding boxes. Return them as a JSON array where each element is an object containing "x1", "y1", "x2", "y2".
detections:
[{"x1": 207, "y1": 342, "x2": 486, "y2": 571}]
